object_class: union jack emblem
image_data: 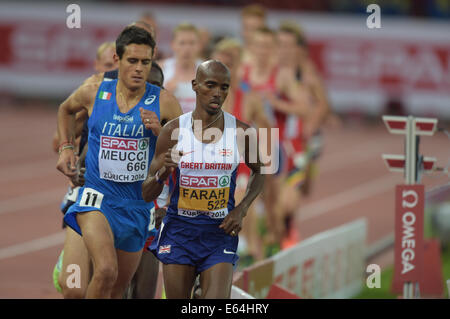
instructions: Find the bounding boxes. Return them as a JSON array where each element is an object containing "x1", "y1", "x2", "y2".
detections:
[
  {"x1": 159, "y1": 245, "x2": 171, "y2": 254},
  {"x1": 219, "y1": 149, "x2": 232, "y2": 156}
]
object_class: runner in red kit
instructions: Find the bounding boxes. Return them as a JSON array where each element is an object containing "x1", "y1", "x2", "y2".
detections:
[
  {"x1": 239, "y1": 26, "x2": 309, "y2": 253},
  {"x1": 272, "y1": 21, "x2": 331, "y2": 249}
]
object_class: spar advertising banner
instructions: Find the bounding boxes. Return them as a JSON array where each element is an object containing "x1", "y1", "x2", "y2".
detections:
[
  {"x1": 234, "y1": 219, "x2": 367, "y2": 298},
  {"x1": 392, "y1": 185, "x2": 424, "y2": 288},
  {"x1": 1, "y1": 3, "x2": 450, "y2": 118}
]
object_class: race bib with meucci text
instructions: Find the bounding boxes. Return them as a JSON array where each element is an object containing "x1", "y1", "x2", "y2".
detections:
[{"x1": 99, "y1": 135, "x2": 149, "y2": 183}]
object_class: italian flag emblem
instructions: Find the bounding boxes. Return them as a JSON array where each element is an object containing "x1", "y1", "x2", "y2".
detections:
[{"x1": 99, "y1": 91, "x2": 112, "y2": 100}]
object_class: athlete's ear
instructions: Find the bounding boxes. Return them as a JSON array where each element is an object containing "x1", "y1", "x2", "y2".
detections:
[
  {"x1": 113, "y1": 53, "x2": 119, "y2": 63},
  {"x1": 192, "y1": 79, "x2": 198, "y2": 92}
]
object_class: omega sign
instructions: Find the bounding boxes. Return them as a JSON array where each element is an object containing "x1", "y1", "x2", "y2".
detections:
[{"x1": 393, "y1": 185, "x2": 424, "y2": 284}]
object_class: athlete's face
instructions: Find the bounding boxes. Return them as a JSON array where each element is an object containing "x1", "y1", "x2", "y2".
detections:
[
  {"x1": 241, "y1": 15, "x2": 265, "y2": 46},
  {"x1": 171, "y1": 31, "x2": 200, "y2": 63},
  {"x1": 251, "y1": 32, "x2": 275, "y2": 63},
  {"x1": 192, "y1": 68, "x2": 230, "y2": 115},
  {"x1": 118, "y1": 43, "x2": 153, "y2": 90},
  {"x1": 277, "y1": 31, "x2": 297, "y2": 64},
  {"x1": 147, "y1": 67, "x2": 164, "y2": 88},
  {"x1": 95, "y1": 46, "x2": 118, "y2": 73}
]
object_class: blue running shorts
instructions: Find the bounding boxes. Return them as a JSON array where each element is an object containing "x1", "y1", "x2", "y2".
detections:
[
  {"x1": 64, "y1": 186, "x2": 153, "y2": 252},
  {"x1": 150, "y1": 215, "x2": 239, "y2": 274}
]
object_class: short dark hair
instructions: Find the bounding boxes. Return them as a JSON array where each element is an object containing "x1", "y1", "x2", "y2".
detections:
[
  {"x1": 115, "y1": 26, "x2": 156, "y2": 59},
  {"x1": 148, "y1": 61, "x2": 164, "y2": 88}
]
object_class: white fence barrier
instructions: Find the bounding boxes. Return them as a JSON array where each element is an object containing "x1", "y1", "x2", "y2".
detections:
[{"x1": 234, "y1": 219, "x2": 367, "y2": 299}]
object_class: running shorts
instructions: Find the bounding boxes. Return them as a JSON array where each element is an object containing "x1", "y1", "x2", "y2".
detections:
[
  {"x1": 150, "y1": 215, "x2": 239, "y2": 274},
  {"x1": 64, "y1": 186, "x2": 153, "y2": 252}
]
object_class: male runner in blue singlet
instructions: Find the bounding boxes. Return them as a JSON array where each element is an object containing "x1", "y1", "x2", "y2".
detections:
[{"x1": 56, "y1": 26, "x2": 182, "y2": 299}]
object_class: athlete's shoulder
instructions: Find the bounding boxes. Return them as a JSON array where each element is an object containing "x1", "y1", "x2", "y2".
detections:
[
  {"x1": 146, "y1": 82, "x2": 161, "y2": 93},
  {"x1": 233, "y1": 115, "x2": 251, "y2": 131},
  {"x1": 77, "y1": 76, "x2": 102, "y2": 104},
  {"x1": 159, "y1": 89, "x2": 183, "y2": 117},
  {"x1": 159, "y1": 88, "x2": 177, "y2": 104},
  {"x1": 159, "y1": 114, "x2": 181, "y2": 140},
  {"x1": 82, "y1": 73, "x2": 104, "y2": 86}
]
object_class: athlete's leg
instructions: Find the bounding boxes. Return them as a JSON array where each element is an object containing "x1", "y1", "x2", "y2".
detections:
[
  {"x1": 162, "y1": 264, "x2": 197, "y2": 299},
  {"x1": 58, "y1": 227, "x2": 91, "y2": 298},
  {"x1": 235, "y1": 187, "x2": 263, "y2": 261},
  {"x1": 127, "y1": 250, "x2": 160, "y2": 298},
  {"x1": 76, "y1": 211, "x2": 118, "y2": 298},
  {"x1": 302, "y1": 161, "x2": 313, "y2": 196},
  {"x1": 110, "y1": 248, "x2": 143, "y2": 299},
  {"x1": 263, "y1": 174, "x2": 284, "y2": 244},
  {"x1": 278, "y1": 182, "x2": 302, "y2": 249},
  {"x1": 199, "y1": 263, "x2": 233, "y2": 299}
]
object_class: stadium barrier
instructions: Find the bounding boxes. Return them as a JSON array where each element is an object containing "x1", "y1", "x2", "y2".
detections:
[{"x1": 232, "y1": 219, "x2": 367, "y2": 299}]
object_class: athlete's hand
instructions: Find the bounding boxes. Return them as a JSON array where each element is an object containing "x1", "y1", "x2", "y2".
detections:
[
  {"x1": 140, "y1": 108, "x2": 161, "y2": 136},
  {"x1": 71, "y1": 166, "x2": 86, "y2": 187},
  {"x1": 219, "y1": 206, "x2": 245, "y2": 236},
  {"x1": 154, "y1": 207, "x2": 167, "y2": 229},
  {"x1": 157, "y1": 148, "x2": 183, "y2": 180},
  {"x1": 57, "y1": 149, "x2": 77, "y2": 177}
]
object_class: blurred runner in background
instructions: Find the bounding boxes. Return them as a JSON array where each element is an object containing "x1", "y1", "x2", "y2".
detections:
[
  {"x1": 273, "y1": 21, "x2": 331, "y2": 249},
  {"x1": 159, "y1": 23, "x2": 203, "y2": 113},
  {"x1": 240, "y1": 4, "x2": 267, "y2": 64}
]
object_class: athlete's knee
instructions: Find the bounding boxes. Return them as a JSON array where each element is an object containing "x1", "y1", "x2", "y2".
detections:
[
  {"x1": 59, "y1": 274, "x2": 86, "y2": 298},
  {"x1": 61, "y1": 286, "x2": 86, "y2": 299},
  {"x1": 93, "y1": 263, "x2": 118, "y2": 287},
  {"x1": 201, "y1": 284, "x2": 230, "y2": 299}
]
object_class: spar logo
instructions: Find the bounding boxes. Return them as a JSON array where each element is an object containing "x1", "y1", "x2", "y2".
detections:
[
  {"x1": 139, "y1": 139, "x2": 149, "y2": 150},
  {"x1": 101, "y1": 136, "x2": 138, "y2": 150},
  {"x1": 219, "y1": 176, "x2": 230, "y2": 187},
  {"x1": 180, "y1": 175, "x2": 218, "y2": 188}
]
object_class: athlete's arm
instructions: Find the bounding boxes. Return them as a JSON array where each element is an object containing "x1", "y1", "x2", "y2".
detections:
[
  {"x1": 265, "y1": 68, "x2": 310, "y2": 117},
  {"x1": 56, "y1": 80, "x2": 99, "y2": 177},
  {"x1": 142, "y1": 119, "x2": 180, "y2": 202},
  {"x1": 70, "y1": 144, "x2": 87, "y2": 187},
  {"x1": 139, "y1": 89, "x2": 182, "y2": 138},
  {"x1": 302, "y1": 61, "x2": 330, "y2": 138},
  {"x1": 243, "y1": 92, "x2": 272, "y2": 128},
  {"x1": 51, "y1": 73, "x2": 102, "y2": 152},
  {"x1": 160, "y1": 88, "x2": 183, "y2": 122},
  {"x1": 219, "y1": 121, "x2": 265, "y2": 236}
]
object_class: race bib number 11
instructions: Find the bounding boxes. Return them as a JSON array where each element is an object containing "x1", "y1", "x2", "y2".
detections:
[{"x1": 79, "y1": 187, "x2": 104, "y2": 209}]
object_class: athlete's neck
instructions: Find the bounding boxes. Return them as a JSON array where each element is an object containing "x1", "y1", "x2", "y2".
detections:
[
  {"x1": 254, "y1": 59, "x2": 271, "y2": 75},
  {"x1": 116, "y1": 81, "x2": 145, "y2": 110},
  {"x1": 192, "y1": 108, "x2": 223, "y2": 129}
]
